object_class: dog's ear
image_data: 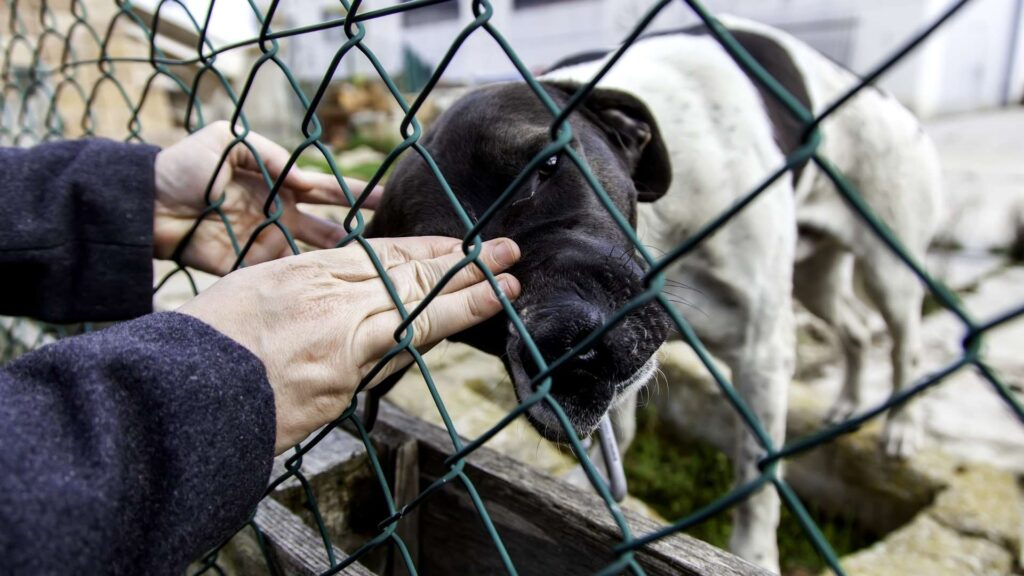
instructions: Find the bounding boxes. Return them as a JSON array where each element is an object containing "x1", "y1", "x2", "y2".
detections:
[{"x1": 583, "y1": 88, "x2": 671, "y2": 202}]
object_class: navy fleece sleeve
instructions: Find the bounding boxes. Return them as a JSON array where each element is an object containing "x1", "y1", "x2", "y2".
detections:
[
  {"x1": 0, "y1": 312, "x2": 276, "y2": 575},
  {"x1": 0, "y1": 139, "x2": 159, "y2": 323}
]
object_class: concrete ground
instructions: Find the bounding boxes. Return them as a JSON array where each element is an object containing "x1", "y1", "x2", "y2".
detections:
[{"x1": 927, "y1": 108, "x2": 1024, "y2": 253}]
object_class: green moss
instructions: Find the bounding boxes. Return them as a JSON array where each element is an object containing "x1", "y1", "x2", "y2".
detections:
[{"x1": 624, "y1": 405, "x2": 878, "y2": 575}]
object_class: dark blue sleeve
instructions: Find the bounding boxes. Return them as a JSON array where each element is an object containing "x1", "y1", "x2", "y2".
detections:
[
  {"x1": 0, "y1": 312, "x2": 276, "y2": 575},
  {"x1": 0, "y1": 139, "x2": 160, "y2": 323}
]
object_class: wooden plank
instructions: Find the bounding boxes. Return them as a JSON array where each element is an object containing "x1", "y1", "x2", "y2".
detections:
[
  {"x1": 269, "y1": 427, "x2": 390, "y2": 575},
  {"x1": 251, "y1": 498, "x2": 376, "y2": 576},
  {"x1": 249, "y1": 406, "x2": 767, "y2": 575},
  {"x1": 386, "y1": 439, "x2": 420, "y2": 576},
  {"x1": 373, "y1": 402, "x2": 770, "y2": 576}
]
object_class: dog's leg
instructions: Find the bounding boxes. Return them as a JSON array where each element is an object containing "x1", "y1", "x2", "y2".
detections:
[
  {"x1": 727, "y1": 302, "x2": 794, "y2": 575},
  {"x1": 860, "y1": 254, "x2": 925, "y2": 458},
  {"x1": 794, "y1": 245, "x2": 873, "y2": 423}
]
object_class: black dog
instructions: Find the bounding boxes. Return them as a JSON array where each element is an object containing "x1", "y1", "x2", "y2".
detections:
[{"x1": 365, "y1": 82, "x2": 672, "y2": 441}]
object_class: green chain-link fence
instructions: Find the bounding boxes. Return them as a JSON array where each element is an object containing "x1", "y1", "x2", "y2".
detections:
[{"x1": 2, "y1": 0, "x2": 1023, "y2": 574}]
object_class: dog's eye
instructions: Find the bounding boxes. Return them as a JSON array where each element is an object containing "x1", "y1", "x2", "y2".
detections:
[{"x1": 536, "y1": 155, "x2": 560, "y2": 180}]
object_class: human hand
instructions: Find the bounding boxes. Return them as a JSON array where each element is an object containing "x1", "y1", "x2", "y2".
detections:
[
  {"x1": 178, "y1": 236, "x2": 522, "y2": 454},
  {"x1": 153, "y1": 121, "x2": 381, "y2": 275}
]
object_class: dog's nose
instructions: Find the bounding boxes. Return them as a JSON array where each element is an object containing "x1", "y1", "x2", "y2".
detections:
[{"x1": 520, "y1": 298, "x2": 607, "y2": 389}]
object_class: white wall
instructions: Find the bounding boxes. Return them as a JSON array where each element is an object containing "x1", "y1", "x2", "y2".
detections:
[
  {"x1": 914, "y1": 0, "x2": 1024, "y2": 115},
  {"x1": 278, "y1": 0, "x2": 404, "y2": 85},
  {"x1": 400, "y1": 0, "x2": 610, "y2": 84},
  {"x1": 278, "y1": 0, "x2": 1024, "y2": 116},
  {"x1": 617, "y1": 0, "x2": 1024, "y2": 117}
]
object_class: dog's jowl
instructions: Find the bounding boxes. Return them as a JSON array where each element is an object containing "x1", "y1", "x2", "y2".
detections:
[{"x1": 368, "y1": 15, "x2": 942, "y2": 574}]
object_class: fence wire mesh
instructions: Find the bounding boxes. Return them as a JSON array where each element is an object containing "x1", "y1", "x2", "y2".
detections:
[{"x1": 2, "y1": 0, "x2": 1023, "y2": 574}]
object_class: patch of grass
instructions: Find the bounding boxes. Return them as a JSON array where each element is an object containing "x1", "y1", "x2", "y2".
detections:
[
  {"x1": 347, "y1": 132, "x2": 401, "y2": 155},
  {"x1": 346, "y1": 161, "x2": 388, "y2": 183},
  {"x1": 296, "y1": 155, "x2": 390, "y2": 184},
  {"x1": 296, "y1": 155, "x2": 332, "y2": 173},
  {"x1": 624, "y1": 405, "x2": 879, "y2": 575}
]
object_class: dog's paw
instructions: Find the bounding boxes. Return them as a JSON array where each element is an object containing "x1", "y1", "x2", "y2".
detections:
[
  {"x1": 824, "y1": 396, "x2": 858, "y2": 425},
  {"x1": 882, "y1": 410, "x2": 923, "y2": 459}
]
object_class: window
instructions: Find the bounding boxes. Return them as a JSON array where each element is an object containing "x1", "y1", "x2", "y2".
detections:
[
  {"x1": 402, "y1": 0, "x2": 459, "y2": 26},
  {"x1": 321, "y1": 7, "x2": 345, "y2": 44}
]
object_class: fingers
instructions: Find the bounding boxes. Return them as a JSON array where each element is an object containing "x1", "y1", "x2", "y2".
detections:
[
  {"x1": 231, "y1": 129, "x2": 308, "y2": 190},
  {"x1": 288, "y1": 210, "x2": 347, "y2": 249},
  {"x1": 377, "y1": 238, "x2": 521, "y2": 308},
  {"x1": 309, "y1": 236, "x2": 519, "y2": 295},
  {"x1": 361, "y1": 274, "x2": 522, "y2": 385},
  {"x1": 212, "y1": 122, "x2": 382, "y2": 210},
  {"x1": 292, "y1": 171, "x2": 384, "y2": 210},
  {"x1": 229, "y1": 168, "x2": 358, "y2": 250},
  {"x1": 343, "y1": 176, "x2": 384, "y2": 209},
  {"x1": 367, "y1": 236, "x2": 475, "y2": 270}
]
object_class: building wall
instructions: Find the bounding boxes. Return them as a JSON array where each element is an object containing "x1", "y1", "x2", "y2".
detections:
[
  {"x1": 617, "y1": 0, "x2": 1024, "y2": 116},
  {"x1": 278, "y1": 0, "x2": 1024, "y2": 117},
  {"x1": 0, "y1": 0, "x2": 179, "y2": 144},
  {"x1": 278, "y1": 0, "x2": 404, "y2": 85}
]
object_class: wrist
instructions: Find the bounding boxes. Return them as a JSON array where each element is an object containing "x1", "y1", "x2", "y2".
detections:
[
  {"x1": 152, "y1": 148, "x2": 186, "y2": 261},
  {"x1": 153, "y1": 149, "x2": 169, "y2": 259}
]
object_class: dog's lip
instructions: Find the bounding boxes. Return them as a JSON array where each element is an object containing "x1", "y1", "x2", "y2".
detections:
[
  {"x1": 506, "y1": 336, "x2": 590, "y2": 439},
  {"x1": 505, "y1": 330, "x2": 659, "y2": 442}
]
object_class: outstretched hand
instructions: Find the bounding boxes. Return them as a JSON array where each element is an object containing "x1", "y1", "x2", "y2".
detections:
[
  {"x1": 179, "y1": 236, "x2": 522, "y2": 454},
  {"x1": 153, "y1": 121, "x2": 381, "y2": 275}
]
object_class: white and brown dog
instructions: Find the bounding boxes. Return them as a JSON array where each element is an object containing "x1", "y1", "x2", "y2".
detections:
[{"x1": 368, "y1": 15, "x2": 942, "y2": 572}]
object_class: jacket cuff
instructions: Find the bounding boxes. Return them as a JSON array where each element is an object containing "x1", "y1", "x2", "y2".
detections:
[{"x1": 68, "y1": 140, "x2": 160, "y2": 321}]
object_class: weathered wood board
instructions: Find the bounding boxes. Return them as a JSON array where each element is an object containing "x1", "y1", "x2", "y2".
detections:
[{"x1": 237, "y1": 401, "x2": 768, "y2": 576}]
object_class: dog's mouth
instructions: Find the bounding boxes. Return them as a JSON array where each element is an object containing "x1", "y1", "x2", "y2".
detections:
[{"x1": 506, "y1": 329, "x2": 659, "y2": 443}]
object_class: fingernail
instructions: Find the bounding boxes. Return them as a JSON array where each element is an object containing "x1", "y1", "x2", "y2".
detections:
[
  {"x1": 493, "y1": 239, "x2": 520, "y2": 269},
  {"x1": 498, "y1": 274, "x2": 521, "y2": 300}
]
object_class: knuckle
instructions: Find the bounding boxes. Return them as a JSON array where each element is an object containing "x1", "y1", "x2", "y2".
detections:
[
  {"x1": 311, "y1": 390, "x2": 341, "y2": 424},
  {"x1": 465, "y1": 285, "x2": 489, "y2": 320},
  {"x1": 409, "y1": 259, "x2": 435, "y2": 296},
  {"x1": 412, "y1": 310, "x2": 435, "y2": 347},
  {"x1": 376, "y1": 240, "x2": 402, "y2": 269}
]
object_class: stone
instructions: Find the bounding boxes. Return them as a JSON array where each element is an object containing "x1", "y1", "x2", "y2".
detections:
[
  {"x1": 835, "y1": 515, "x2": 1013, "y2": 576},
  {"x1": 654, "y1": 341, "x2": 951, "y2": 533},
  {"x1": 928, "y1": 465, "x2": 1023, "y2": 559},
  {"x1": 337, "y1": 146, "x2": 385, "y2": 170},
  {"x1": 384, "y1": 342, "x2": 577, "y2": 478},
  {"x1": 914, "y1": 266, "x2": 1024, "y2": 472}
]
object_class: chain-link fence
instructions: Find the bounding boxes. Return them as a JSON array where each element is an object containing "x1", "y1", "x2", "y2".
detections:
[{"x1": 3, "y1": 0, "x2": 1023, "y2": 574}]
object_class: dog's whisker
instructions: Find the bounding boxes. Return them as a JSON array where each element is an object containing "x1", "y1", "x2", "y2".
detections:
[
  {"x1": 642, "y1": 243, "x2": 667, "y2": 257},
  {"x1": 663, "y1": 279, "x2": 706, "y2": 296},
  {"x1": 663, "y1": 297, "x2": 710, "y2": 319}
]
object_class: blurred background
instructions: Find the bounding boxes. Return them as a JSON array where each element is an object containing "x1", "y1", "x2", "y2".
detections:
[{"x1": 3, "y1": 1, "x2": 1024, "y2": 574}]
